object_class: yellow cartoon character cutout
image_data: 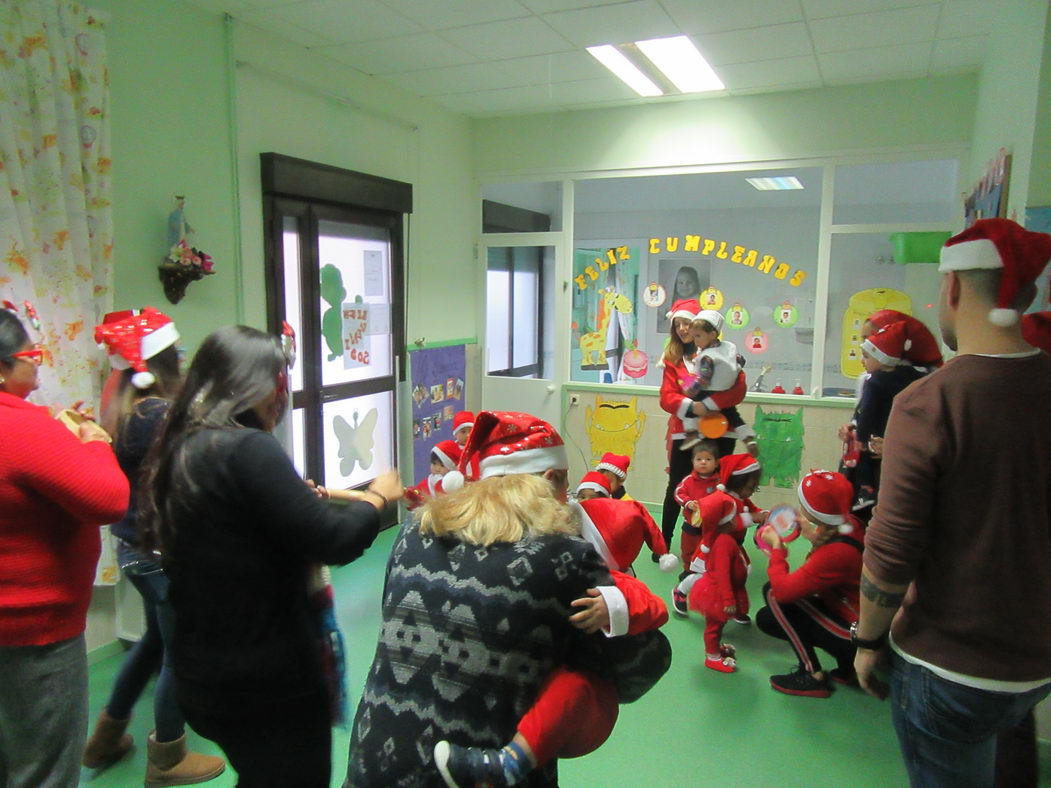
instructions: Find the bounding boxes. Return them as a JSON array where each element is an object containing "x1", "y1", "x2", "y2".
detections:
[{"x1": 585, "y1": 395, "x2": 647, "y2": 463}]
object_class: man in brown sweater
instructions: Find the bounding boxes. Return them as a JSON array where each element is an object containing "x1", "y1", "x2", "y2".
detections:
[{"x1": 854, "y1": 218, "x2": 1051, "y2": 787}]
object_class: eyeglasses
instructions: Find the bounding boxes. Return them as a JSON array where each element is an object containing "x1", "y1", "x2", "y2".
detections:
[{"x1": 8, "y1": 345, "x2": 44, "y2": 366}]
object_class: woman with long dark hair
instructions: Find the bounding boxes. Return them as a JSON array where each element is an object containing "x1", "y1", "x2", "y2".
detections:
[
  {"x1": 142, "y1": 325, "x2": 401, "y2": 787},
  {"x1": 83, "y1": 308, "x2": 225, "y2": 785},
  {"x1": 0, "y1": 307, "x2": 130, "y2": 788}
]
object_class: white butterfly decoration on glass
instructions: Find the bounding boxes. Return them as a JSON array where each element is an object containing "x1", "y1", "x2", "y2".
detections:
[{"x1": 333, "y1": 407, "x2": 379, "y2": 476}]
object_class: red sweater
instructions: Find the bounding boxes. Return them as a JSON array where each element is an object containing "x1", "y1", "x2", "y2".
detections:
[
  {"x1": 767, "y1": 532, "x2": 864, "y2": 625},
  {"x1": 0, "y1": 392, "x2": 130, "y2": 646},
  {"x1": 689, "y1": 533, "x2": 749, "y2": 620},
  {"x1": 659, "y1": 362, "x2": 746, "y2": 441}
]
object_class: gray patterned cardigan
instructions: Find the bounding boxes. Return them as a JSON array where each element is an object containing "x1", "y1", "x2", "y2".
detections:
[{"x1": 344, "y1": 522, "x2": 672, "y2": 787}]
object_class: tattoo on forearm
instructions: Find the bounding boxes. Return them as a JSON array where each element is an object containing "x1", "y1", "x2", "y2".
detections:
[{"x1": 861, "y1": 575, "x2": 905, "y2": 608}]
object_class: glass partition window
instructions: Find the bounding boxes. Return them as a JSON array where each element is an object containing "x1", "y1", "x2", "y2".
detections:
[
  {"x1": 486, "y1": 245, "x2": 552, "y2": 378},
  {"x1": 833, "y1": 160, "x2": 958, "y2": 225}
]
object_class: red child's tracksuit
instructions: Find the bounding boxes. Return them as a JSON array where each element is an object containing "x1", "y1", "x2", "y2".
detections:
[
  {"x1": 688, "y1": 532, "x2": 749, "y2": 664},
  {"x1": 674, "y1": 470, "x2": 720, "y2": 565}
]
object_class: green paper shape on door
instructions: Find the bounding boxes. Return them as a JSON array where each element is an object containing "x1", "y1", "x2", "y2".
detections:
[{"x1": 320, "y1": 263, "x2": 347, "y2": 362}]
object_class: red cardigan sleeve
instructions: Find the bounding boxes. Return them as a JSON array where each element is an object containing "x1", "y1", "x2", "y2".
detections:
[
  {"x1": 766, "y1": 543, "x2": 861, "y2": 605},
  {"x1": 612, "y1": 570, "x2": 669, "y2": 634},
  {"x1": 19, "y1": 413, "x2": 129, "y2": 525}
]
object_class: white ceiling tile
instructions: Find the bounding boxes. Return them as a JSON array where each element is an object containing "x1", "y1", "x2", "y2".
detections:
[
  {"x1": 540, "y1": 0, "x2": 681, "y2": 48},
  {"x1": 936, "y1": 0, "x2": 997, "y2": 39},
  {"x1": 818, "y1": 41, "x2": 931, "y2": 81},
  {"x1": 382, "y1": 62, "x2": 526, "y2": 95},
  {"x1": 235, "y1": 9, "x2": 343, "y2": 46},
  {"x1": 662, "y1": 0, "x2": 805, "y2": 35},
  {"x1": 693, "y1": 23, "x2": 814, "y2": 66},
  {"x1": 809, "y1": 5, "x2": 940, "y2": 53},
  {"x1": 433, "y1": 84, "x2": 564, "y2": 114},
  {"x1": 801, "y1": 0, "x2": 939, "y2": 20},
  {"x1": 548, "y1": 75, "x2": 641, "y2": 103},
  {"x1": 380, "y1": 0, "x2": 530, "y2": 31},
  {"x1": 438, "y1": 16, "x2": 574, "y2": 59},
  {"x1": 316, "y1": 32, "x2": 478, "y2": 74},
  {"x1": 266, "y1": 0, "x2": 422, "y2": 44},
  {"x1": 716, "y1": 55, "x2": 822, "y2": 90},
  {"x1": 516, "y1": 0, "x2": 626, "y2": 14},
  {"x1": 930, "y1": 34, "x2": 988, "y2": 71},
  {"x1": 494, "y1": 50, "x2": 610, "y2": 85}
]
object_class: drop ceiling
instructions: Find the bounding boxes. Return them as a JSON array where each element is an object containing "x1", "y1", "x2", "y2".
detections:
[{"x1": 187, "y1": 0, "x2": 994, "y2": 117}]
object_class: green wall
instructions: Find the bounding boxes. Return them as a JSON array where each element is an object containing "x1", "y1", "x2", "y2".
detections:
[
  {"x1": 1026, "y1": 3, "x2": 1051, "y2": 209},
  {"x1": 472, "y1": 74, "x2": 978, "y2": 177}
]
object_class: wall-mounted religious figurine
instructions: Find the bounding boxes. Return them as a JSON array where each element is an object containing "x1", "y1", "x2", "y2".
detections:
[
  {"x1": 773, "y1": 300, "x2": 799, "y2": 328},
  {"x1": 158, "y1": 195, "x2": 215, "y2": 304},
  {"x1": 700, "y1": 286, "x2": 723, "y2": 311},
  {"x1": 584, "y1": 395, "x2": 646, "y2": 464},
  {"x1": 840, "y1": 288, "x2": 911, "y2": 378},
  {"x1": 753, "y1": 406, "x2": 804, "y2": 488},
  {"x1": 641, "y1": 282, "x2": 666, "y2": 308},
  {"x1": 725, "y1": 302, "x2": 749, "y2": 330},
  {"x1": 746, "y1": 327, "x2": 768, "y2": 353}
]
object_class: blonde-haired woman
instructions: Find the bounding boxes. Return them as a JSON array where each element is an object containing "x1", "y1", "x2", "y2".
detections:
[{"x1": 347, "y1": 411, "x2": 670, "y2": 787}]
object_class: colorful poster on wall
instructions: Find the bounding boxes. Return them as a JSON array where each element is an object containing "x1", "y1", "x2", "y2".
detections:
[
  {"x1": 584, "y1": 395, "x2": 647, "y2": 464},
  {"x1": 408, "y1": 345, "x2": 466, "y2": 485},
  {"x1": 753, "y1": 406, "x2": 804, "y2": 488},
  {"x1": 572, "y1": 246, "x2": 640, "y2": 379},
  {"x1": 841, "y1": 288, "x2": 911, "y2": 378},
  {"x1": 725, "y1": 302, "x2": 750, "y2": 330}
]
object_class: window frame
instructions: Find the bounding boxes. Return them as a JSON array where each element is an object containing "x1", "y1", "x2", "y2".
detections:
[{"x1": 485, "y1": 245, "x2": 544, "y2": 378}]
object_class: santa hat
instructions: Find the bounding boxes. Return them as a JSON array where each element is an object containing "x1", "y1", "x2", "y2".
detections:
[
  {"x1": 595, "y1": 452, "x2": 630, "y2": 480},
  {"x1": 695, "y1": 493, "x2": 738, "y2": 554},
  {"x1": 797, "y1": 470, "x2": 855, "y2": 533},
  {"x1": 938, "y1": 218, "x2": 1051, "y2": 326},
  {"x1": 93, "y1": 307, "x2": 179, "y2": 389},
  {"x1": 716, "y1": 453, "x2": 761, "y2": 492},
  {"x1": 431, "y1": 439, "x2": 462, "y2": 471},
  {"x1": 577, "y1": 498, "x2": 678, "y2": 572},
  {"x1": 576, "y1": 471, "x2": 611, "y2": 498},
  {"x1": 443, "y1": 410, "x2": 568, "y2": 493},
  {"x1": 867, "y1": 310, "x2": 943, "y2": 368},
  {"x1": 694, "y1": 309, "x2": 724, "y2": 334},
  {"x1": 666, "y1": 298, "x2": 701, "y2": 322},
  {"x1": 861, "y1": 320, "x2": 910, "y2": 367},
  {"x1": 452, "y1": 410, "x2": 475, "y2": 433},
  {"x1": 1022, "y1": 311, "x2": 1051, "y2": 353}
]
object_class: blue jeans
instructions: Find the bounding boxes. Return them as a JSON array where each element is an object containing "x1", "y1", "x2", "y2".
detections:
[
  {"x1": 0, "y1": 634, "x2": 87, "y2": 788},
  {"x1": 889, "y1": 650, "x2": 1051, "y2": 787},
  {"x1": 105, "y1": 541, "x2": 183, "y2": 742}
]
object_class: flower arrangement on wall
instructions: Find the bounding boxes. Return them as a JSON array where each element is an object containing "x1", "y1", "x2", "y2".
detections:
[{"x1": 158, "y1": 195, "x2": 215, "y2": 303}]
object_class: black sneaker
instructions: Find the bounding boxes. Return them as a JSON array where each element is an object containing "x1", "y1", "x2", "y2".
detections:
[
  {"x1": 671, "y1": 588, "x2": 688, "y2": 617},
  {"x1": 829, "y1": 666, "x2": 859, "y2": 687},
  {"x1": 770, "y1": 666, "x2": 831, "y2": 698},
  {"x1": 435, "y1": 741, "x2": 510, "y2": 787},
  {"x1": 732, "y1": 614, "x2": 751, "y2": 625}
]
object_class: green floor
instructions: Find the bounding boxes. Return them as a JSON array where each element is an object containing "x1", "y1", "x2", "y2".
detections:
[{"x1": 82, "y1": 525, "x2": 1048, "y2": 787}]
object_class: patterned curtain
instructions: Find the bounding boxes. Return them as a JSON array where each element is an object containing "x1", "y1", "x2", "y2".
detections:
[{"x1": 0, "y1": 0, "x2": 112, "y2": 410}]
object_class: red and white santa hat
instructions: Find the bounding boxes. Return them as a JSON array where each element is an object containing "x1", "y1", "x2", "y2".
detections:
[
  {"x1": 576, "y1": 471, "x2": 612, "y2": 497},
  {"x1": 452, "y1": 410, "x2": 475, "y2": 434},
  {"x1": 431, "y1": 439, "x2": 462, "y2": 471},
  {"x1": 666, "y1": 298, "x2": 701, "y2": 322},
  {"x1": 695, "y1": 493, "x2": 738, "y2": 556},
  {"x1": 443, "y1": 410, "x2": 568, "y2": 493},
  {"x1": 797, "y1": 469, "x2": 855, "y2": 534},
  {"x1": 860, "y1": 320, "x2": 910, "y2": 367},
  {"x1": 1022, "y1": 311, "x2": 1051, "y2": 353},
  {"x1": 595, "y1": 452, "x2": 630, "y2": 480},
  {"x1": 577, "y1": 498, "x2": 678, "y2": 572},
  {"x1": 716, "y1": 453, "x2": 761, "y2": 493},
  {"x1": 938, "y1": 218, "x2": 1051, "y2": 326},
  {"x1": 93, "y1": 307, "x2": 179, "y2": 389}
]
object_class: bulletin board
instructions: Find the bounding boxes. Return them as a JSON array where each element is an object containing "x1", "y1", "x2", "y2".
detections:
[{"x1": 408, "y1": 345, "x2": 466, "y2": 484}]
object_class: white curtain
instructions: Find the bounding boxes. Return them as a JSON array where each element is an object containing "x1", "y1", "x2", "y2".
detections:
[{"x1": 0, "y1": 0, "x2": 112, "y2": 409}]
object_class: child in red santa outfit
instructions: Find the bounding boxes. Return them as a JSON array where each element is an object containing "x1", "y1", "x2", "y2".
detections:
[
  {"x1": 433, "y1": 412, "x2": 672, "y2": 787},
  {"x1": 755, "y1": 470, "x2": 864, "y2": 698},
  {"x1": 404, "y1": 439, "x2": 461, "y2": 510},
  {"x1": 673, "y1": 439, "x2": 721, "y2": 563},
  {"x1": 670, "y1": 453, "x2": 767, "y2": 620},
  {"x1": 594, "y1": 452, "x2": 632, "y2": 500},
  {"x1": 575, "y1": 470, "x2": 612, "y2": 500},
  {"x1": 451, "y1": 410, "x2": 474, "y2": 446}
]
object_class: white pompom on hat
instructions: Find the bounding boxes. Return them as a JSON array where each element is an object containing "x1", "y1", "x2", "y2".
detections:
[
  {"x1": 938, "y1": 218, "x2": 1051, "y2": 325},
  {"x1": 93, "y1": 307, "x2": 179, "y2": 390}
]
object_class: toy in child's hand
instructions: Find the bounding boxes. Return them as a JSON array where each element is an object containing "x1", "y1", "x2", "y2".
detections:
[
  {"x1": 700, "y1": 412, "x2": 729, "y2": 438},
  {"x1": 55, "y1": 408, "x2": 87, "y2": 434},
  {"x1": 842, "y1": 433, "x2": 862, "y2": 468},
  {"x1": 754, "y1": 504, "x2": 801, "y2": 555}
]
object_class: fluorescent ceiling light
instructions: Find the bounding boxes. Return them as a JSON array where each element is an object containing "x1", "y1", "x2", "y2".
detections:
[
  {"x1": 636, "y1": 35, "x2": 724, "y2": 93},
  {"x1": 586, "y1": 44, "x2": 663, "y2": 97},
  {"x1": 746, "y1": 176, "x2": 805, "y2": 191}
]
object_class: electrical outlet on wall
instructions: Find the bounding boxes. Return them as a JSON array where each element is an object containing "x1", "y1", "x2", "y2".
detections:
[{"x1": 569, "y1": 393, "x2": 580, "y2": 406}]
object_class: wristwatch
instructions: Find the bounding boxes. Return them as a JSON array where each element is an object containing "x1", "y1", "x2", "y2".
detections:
[{"x1": 850, "y1": 621, "x2": 887, "y2": 650}]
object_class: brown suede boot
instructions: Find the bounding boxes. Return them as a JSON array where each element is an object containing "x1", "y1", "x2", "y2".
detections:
[
  {"x1": 145, "y1": 732, "x2": 226, "y2": 787},
  {"x1": 82, "y1": 709, "x2": 133, "y2": 769}
]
